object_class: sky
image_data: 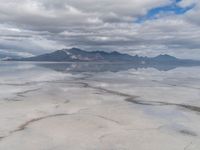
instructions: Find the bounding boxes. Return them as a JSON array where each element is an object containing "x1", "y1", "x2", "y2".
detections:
[{"x1": 0, "y1": 0, "x2": 200, "y2": 59}]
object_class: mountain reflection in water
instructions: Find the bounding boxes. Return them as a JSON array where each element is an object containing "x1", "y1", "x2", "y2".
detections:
[{"x1": 37, "y1": 62, "x2": 183, "y2": 73}]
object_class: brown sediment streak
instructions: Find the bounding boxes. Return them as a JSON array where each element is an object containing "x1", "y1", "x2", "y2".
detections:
[
  {"x1": 77, "y1": 81, "x2": 137, "y2": 98},
  {"x1": 76, "y1": 80, "x2": 200, "y2": 138},
  {"x1": 98, "y1": 125, "x2": 165, "y2": 143},
  {"x1": 179, "y1": 130, "x2": 197, "y2": 137},
  {"x1": 0, "y1": 108, "x2": 88, "y2": 141},
  {"x1": 0, "y1": 79, "x2": 70, "y2": 87},
  {"x1": 77, "y1": 81, "x2": 200, "y2": 114},
  {"x1": 184, "y1": 142, "x2": 193, "y2": 150},
  {"x1": 4, "y1": 98, "x2": 21, "y2": 101},
  {"x1": 3, "y1": 88, "x2": 42, "y2": 101},
  {"x1": 126, "y1": 97, "x2": 200, "y2": 113},
  {"x1": 0, "y1": 114, "x2": 70, "y2": 141},
  {"x1": 151, "y1": 80, "x2": 200, "y2": 90},
  {"x1": 11, "y1": 113, "x2": 71, "y2": 133},
  {"x1": 94, "y1": 115, "x2": 122, "y2": 125},
  {"x1": 16, "y1": 88, "x2": 41, "y2": 97}
]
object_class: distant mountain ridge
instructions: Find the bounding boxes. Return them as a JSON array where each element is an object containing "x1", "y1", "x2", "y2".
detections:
[
  {"x1": 0, "y1": 51, "x2": 22, "y2": 61},
  {"x1": 14, "y1": 48, "x2": 137, "y2": 62},
  {"x1": 7, "y1": 48, "x2": 200, "y2": 66}
]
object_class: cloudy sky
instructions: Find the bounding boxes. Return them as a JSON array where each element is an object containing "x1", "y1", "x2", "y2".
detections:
[{"x1": 0, "y1": 0, "x2": 200, "y2": 59}]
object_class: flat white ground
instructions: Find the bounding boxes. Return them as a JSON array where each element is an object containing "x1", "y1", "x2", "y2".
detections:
[{"x1": 0, "y1": 62, "x2": 200, "y2": 150}]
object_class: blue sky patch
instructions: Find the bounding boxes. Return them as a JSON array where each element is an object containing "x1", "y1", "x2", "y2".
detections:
[{"x1": 136, "y1": 0, "x2": 195, "y2": 23}]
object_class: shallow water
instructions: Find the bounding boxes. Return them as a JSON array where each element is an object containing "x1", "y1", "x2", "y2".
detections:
[{"x1": 0, "y1": 62, "x2": 200, "y2": 150}]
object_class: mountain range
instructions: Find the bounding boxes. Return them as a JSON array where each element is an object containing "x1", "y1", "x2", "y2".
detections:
[{"x1": 5, "y1": 48, "x2": 200, "y2": 66}]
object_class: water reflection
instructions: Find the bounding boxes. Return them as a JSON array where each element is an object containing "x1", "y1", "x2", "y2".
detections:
[{"x1": 37, "y1": 62, "x2": 182, "y2": 73}]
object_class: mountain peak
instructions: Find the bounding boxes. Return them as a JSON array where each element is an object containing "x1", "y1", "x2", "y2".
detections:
[
  {"x1": 154, "y1": 54, "x2": 177, "y2": 61},
  {"x1": 157, "y1": 54, "x2": 173, "y2": 57},
  {"x1": 69, "y1": 47, "x2": 82, "y2": 51},
  {"x1": 62, "y1": 48, "x2": 82, "y2": 52},
  {"x1": 110, "y1": 51, "x2": 120, "y2": 55}
]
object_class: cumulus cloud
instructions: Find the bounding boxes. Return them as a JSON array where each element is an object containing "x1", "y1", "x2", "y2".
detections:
[{"x1": 0, "y1": 0, "x2": 200, "y2": 59}]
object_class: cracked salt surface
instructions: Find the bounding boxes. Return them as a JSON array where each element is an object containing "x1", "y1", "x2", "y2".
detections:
[{"x1": 0, "y1": 62, "x2": 200, "y2": 150}]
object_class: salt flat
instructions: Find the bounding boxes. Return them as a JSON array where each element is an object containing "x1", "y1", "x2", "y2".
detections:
[{"x1": 0, "y1": 62, "x2": 200, "y2": 150}]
